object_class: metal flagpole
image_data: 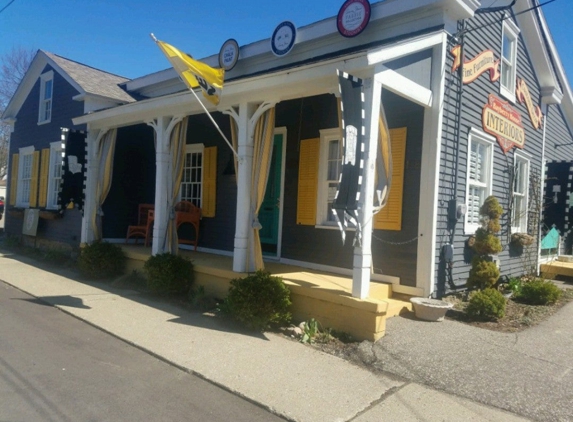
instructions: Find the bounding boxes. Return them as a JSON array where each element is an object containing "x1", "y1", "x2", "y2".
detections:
[{"x1": 187, "y1": 88, "x2": 241, "y2": 163}]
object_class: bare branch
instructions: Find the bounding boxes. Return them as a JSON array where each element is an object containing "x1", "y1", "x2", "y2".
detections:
[{"x1": 0, "y1": 46, "x2": 35, "y2": 110}]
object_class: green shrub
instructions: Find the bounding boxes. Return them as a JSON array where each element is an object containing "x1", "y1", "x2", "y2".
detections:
[
  {"x1": 42, "y1": 248, "x2": 71, "y2": 266},
  {"x1": 78, "y1": 241, "x2": 126, "y2": 279},
  {"x1": 3, "y1": 235, "x2": 22, "y2": 250},
  {"x1": 507, "y1": 277, "x2": 523, "y2": 295},
  {"x1": 466, "y1": 288, "x2": 506, "y2": 320},
  {"x1": 467, "y1": 196, "x2": 503, "y2": 291},
  {"x1": 143, "y1": 253, "x2": 194, "y2": 296},
  {"x1": 516, "y1": 279, "x2": 562, "y2": 305},
  {"x1": 467, "y1": 257, "x2": 500, "y2": 290},
  {"x1": 221, "y1": 270, "x2": 292, "y2": 331}
]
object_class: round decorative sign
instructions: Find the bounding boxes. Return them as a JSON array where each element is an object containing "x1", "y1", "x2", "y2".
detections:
[
  {"x1": 219, "y1": 39, "x2": 239, "y2": 71},
  {"x1": 271, "y1": 21, "x2": 297, "y2": 57},
  {"x1": 337, "y1": 0, "x2": 371, "y2": 38}
]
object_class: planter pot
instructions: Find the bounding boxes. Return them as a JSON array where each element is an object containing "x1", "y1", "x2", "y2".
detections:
[
  {"x1": 7, "y1": 209, "x2": 24, "y2": 218},
  {"x1": 410, "y1": 297, "x2": 453, "y2": 322},
  {"x1": 39, "y1": 210, "x2": 62, "y2": 220}
]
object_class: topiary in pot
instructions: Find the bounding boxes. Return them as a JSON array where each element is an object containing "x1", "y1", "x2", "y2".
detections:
[
  {"x1": 467, "y1": 196, "x2": 503, "y2": 290},
  {"x1": 78, "y1": 241, "x2": 127, "y2": 279},
  {"x1": 465, "y1": 288, "x2": 506, "y2": 320},
  {"x1": 220, "y1": 270, "x2": 292, "y2": 331},
  {"x1": 143, "y1": 253, "x2": 194, "y2": 296}
]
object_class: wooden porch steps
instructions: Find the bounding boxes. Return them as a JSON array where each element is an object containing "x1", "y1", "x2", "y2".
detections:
[{"x1": 540, "y1": 260, "x2": 573, "y2": 279}]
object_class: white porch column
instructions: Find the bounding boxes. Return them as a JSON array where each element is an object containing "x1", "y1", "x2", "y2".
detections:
[
  {"x1": 352, "y1": 73, "x2": 382, "y2": 299},
  {"x1": 227, "y1": 101, "x2": 276, "y2": 272},
  {"x1": 231, "y1": 103, "x2": 256, "y2": 272},
  {"x1": 81, "y1": 127, "x2": 103, "y2": 245},
  {"x1": 147, "y1": 116, "x2": 178, "y2": 255}
]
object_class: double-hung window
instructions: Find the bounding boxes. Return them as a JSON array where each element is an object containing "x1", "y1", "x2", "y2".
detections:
[
  {"x1": 500, "y1": 18, "x2": 519, "y2": 102},
  {"x1": 47, "y1": 141, "x2": 63, "y2": 209},
  {"x1": 317, "y1": 128, "x2": 342, "y2": 226},
  {"x1": 38, "y1": 71, "x2": 54, "y2": 124},
  {"x1": 16, "y1": 146, "x2": 35, "y2": 207},
  {"x1": 465, "y1": 129, "x2": 494, "y2": 234},
  {"x1": 180, "y1": 144, "x2": 204, "y2": 208},
  {"x1": 512, "y1": 154, "x2": 529, "y2": 233}
]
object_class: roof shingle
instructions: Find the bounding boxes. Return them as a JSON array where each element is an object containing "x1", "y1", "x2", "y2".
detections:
[{"x1": 44, "y1": 51, "x2": 135, "y2": 103}]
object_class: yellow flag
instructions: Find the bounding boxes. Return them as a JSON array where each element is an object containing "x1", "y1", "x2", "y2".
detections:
[{"x1": 155, "y1": 39, "x2": 224, "y2": 105}]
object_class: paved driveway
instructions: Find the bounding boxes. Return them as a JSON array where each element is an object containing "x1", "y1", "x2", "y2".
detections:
[{"x1": 373, "y1": 302, "x2": 573, "y2": 421}]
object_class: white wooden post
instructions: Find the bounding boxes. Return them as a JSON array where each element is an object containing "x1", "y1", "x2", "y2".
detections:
[
  {"x1": 232, "y1": 102, "x2": 256, "y2": 272},
  {"x1": 148, "y1": 117, "x2": 172, "y2": 255},
  {"x1": 81, "y1": 127, "x2": 102, "y2": 245},
  {"x1": 352, "y1": 74, "x2": 382, "y2": 299}
]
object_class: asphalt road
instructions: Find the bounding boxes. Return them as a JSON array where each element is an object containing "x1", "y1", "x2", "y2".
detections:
[{"x1": 0, "y1": 282, "x2": 286, "y2": 422}]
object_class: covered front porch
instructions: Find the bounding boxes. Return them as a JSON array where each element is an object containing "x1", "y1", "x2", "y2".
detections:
[{"x1": 121, "y1": 245, "x2": 412, "y2": 341}]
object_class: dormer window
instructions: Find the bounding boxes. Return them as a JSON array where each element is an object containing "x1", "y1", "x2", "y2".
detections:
[
  {"x1": 500, "y1": 17, "x2": 520, "y2": 102},
  {"x1": 38, "y1": 71, "x2": 53, "y2": 124}
]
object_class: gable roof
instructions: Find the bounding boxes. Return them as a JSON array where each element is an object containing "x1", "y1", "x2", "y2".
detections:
[
  {"x1": 2, "y1": 50, "x2": 135, "y2": 121},
  {"x1": 43, "y1": 51, "x2": 135, "y2": 103}
]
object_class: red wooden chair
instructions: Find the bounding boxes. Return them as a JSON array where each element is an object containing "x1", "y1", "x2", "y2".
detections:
[
  {"x1": 175, "y1": 201, "x2": 201, "y2": 250},
  {"x1": 125, "y1": 204, "x2": 154, "y2": 246}
]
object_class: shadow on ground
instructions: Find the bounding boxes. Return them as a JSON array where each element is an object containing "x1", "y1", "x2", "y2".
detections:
[{"x1": 0, "y1": 248, "x2": 269, "y2": 341}]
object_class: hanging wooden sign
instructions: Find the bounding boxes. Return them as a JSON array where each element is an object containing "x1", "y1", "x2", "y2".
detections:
[
  {"x1": 482, "y1": 94, "x2": 525, "y2": 153},
  {"x1": 451, "y1": 45, "x2": 500, "y2": 84},
  {"x1": 516, "y1": 78, "x2": 543, "y2": 130}
]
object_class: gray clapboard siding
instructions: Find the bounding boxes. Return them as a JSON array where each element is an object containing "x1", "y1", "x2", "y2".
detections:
[{"x1": 435, "y1": 10, "x2": 551, "y2": 293}]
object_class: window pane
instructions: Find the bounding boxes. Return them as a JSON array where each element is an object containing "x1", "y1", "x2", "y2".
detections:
[
  {"x1": 45, "y1": 79, "x2": 53, "y2": 99},
  {"x1": 327, "y1": 140, "x2": 341, "y2": 182},
  {"x1": 514, "y1": 161, "x2": 524, "y2": 194},
  {"x1": 501, "y1": 60, "x2": 512, "y2": 88},
  {"x1": 180, "y1": 149, "x2": 203, "y2": 208},
  {"x1": 513, "y1": 195, "x2": 524, "y2": 227},
  {"x1": 328, "y1": 140, "x2": 339, "y2": 160},
  {"x1": 502, "y1": 34, "x2": 512, "y2": 61}
]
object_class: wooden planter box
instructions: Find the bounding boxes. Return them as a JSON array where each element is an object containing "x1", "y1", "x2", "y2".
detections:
[
  {"x1": 7, "y1": 209, "x2": 24, "y2": 218},
  {"x1": 39, "y1": 210, "x2": 62, "y2": 220}
]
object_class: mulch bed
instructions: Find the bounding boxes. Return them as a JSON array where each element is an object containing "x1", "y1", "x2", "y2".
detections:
[{"x1": 445, "y1": 288, "x2": 573, "y2": 333}]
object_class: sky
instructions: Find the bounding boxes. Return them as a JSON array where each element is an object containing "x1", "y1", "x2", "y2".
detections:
[{"x1": 0, "y1": 0, "x2": 572, "y2": 82}]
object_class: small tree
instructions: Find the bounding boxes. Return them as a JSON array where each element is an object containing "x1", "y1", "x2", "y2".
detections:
[
  {"x1": 467, "y1": 196, "x2": 503, "y2": 290},
  {"x1": 1, "y1": 47, "x2": 35, "y2": 178}
]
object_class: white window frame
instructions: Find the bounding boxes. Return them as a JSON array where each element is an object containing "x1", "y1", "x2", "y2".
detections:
[
  {"x1": 316, "y1": 128, "x2": 343, "y2": 228},
  {"x1": 511, "y1": 153, "x2": 530, "y2": 234},
  {"x1": 179, "y1": 143, "x2": 204, "y2": 208},
  {"x1": 499, "y1": 17, "x2": 520, "y2": 103},
  {"x1": 46, "y1": 141, "x2": 63, "y2": 210},
  {"x1": 16, "y1": 146, "x2": 35, "y2": 208},
  {"x1": 38, "y1": 71, "x2": 54, "y2": 124},
  {"x1": 465, "y1": 129, "x2": 495, "y2": 235}
]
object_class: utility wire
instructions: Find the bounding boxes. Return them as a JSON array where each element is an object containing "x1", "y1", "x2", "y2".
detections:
[
  {"x1": 463, "y1": 0, "x2": 557, "y2": 34},
  {"x1": 0, "y1": 0, "x2": 16, "y2": 14}
]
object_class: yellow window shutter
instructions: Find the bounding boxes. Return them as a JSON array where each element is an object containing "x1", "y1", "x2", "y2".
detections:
[
  {"x1": 202, "y1": 146, "x2": 217, "y2": 217},
  {"x1": 38, "y1": 149, "x2": 50, "y2": 208},
  {"x1": 29, "y1": 151, "x2": 40, "y2": 207},
  {"x1": 9, "y1": 153, "x2": 19, "y2": 206},
  {"x1": 374, "y1": 127, "x2": 407, "y2": 231},
  {"x1": 297, "y1": 138, "x2": 320, "y2": 225}
]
